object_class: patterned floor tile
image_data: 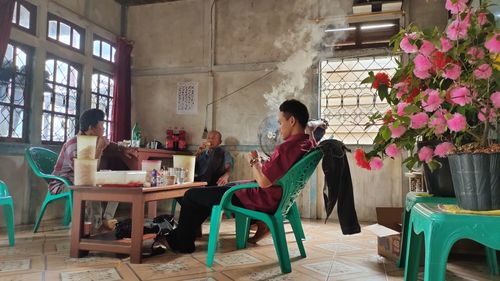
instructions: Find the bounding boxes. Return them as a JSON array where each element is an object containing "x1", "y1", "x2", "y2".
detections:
[
  {"x1": 151, "y1": 272, "x2": 233, "y2": 281},
  {"x1": 129, "y1": 255, "x2": 211, "y2": 280},
  {"x1": 45, "y1": 263, "x2": 138, "y2": 281},
  {"x1": 46, "y1": 253, "x2": 124, "y2": 270},
  {"x1": 0, "y1": 256, "x2": 44, "y2": 275},
  {"x1": 222, "y1": 263, "x2": 323, "y2": 281},
  {"x1": 0, "y1": 272, "x2": 44, "y2": 281},
  {"x1": 0, "y1": 242, "x2": 44, "y2": 257}
]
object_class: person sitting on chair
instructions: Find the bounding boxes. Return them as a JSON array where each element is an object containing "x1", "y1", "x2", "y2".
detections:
[
  {"x1": 49, "y1": 108, "x2": 132, "y2": 233},
  {"x1": 194, "y1": 130, "x2": 233, "y2": 186},
  {"x1": 164, "y1": 99, "x2": 314, "y2": 253}
]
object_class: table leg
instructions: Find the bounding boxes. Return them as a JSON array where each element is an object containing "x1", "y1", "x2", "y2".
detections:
[
  {"x1": 70, "y1": 193, "x2": 88, "y2": 258},
  {"x1": 130, "y1": 197, "x2": 145, "y2": 263}
]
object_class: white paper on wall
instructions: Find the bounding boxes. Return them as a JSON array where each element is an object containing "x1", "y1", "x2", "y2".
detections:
[{"x1": 176, "y1": 81, "x2": 198, "y2": 115}]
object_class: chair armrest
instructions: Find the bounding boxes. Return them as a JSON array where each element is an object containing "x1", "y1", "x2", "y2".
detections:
[
  {"x1": 219, "y1": 182, "x2": 260, "y2": 208},
  {"x1": 40, "y1": 174, "x2": 72, "y2": 187}
]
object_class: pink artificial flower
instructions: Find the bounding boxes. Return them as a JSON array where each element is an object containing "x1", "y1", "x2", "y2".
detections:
[
  {"x1": 410, "y1": 112, "x2": 429, "y2": 129},
  {"x1": 491, "y1": 91, "x2": 500, "y2": 108},
  {"x1": 414, "y1": 68, "x2": 432, "y2": 79},
  {"x1": 389, "y1": 124, "x2": 406, "y2": 138},
  {"x1": 477, "y1": 12, "x2": 488, "y2": 26},
  {"x1": 442, "y1": 63, "x2": 461, "y2": 80},
  {"x1": 449, "y1": 86, "x2": 472, "y2": 106},
  {"x1": 418, "y1": 146, "x2": 434, "y2": 163},
  {"x1": 446, "y1": 17, "x2": 470, "y2": 40},
  {"x1": 400, "y1": 33, "x2": 419, "y2": 54},
  {"x1": 369, "y1": 157, "x2": 384, "y2": 170},
  {"x1": 447, "y1": 113, "x2": 467, "y2": 132},
  {"x1": 385, "y1": 144, "x2": 400, "y2": 158},
  {"x1": 430, "y1": 111, "x2": 447, "y2": 135},
  {"x1": 445, "y1": 0, "x2": 467, "y2": 14},
  {"x1": 414, "y1": 54, "x2": 433, "y2": 71},
  {"x1": 419, "y1": 40, "x2": 436, "y2": 57},
  {"x1": 467, "y1": 47, "x2": 485, "y2": 63},
  {"x1": 439, "y1": 37, "x2": 453, "y2": 52},
  {"x1": 485, "y1": 33, "x2": 500, "y2": 54},
  {"x1": 422, "y1": 89, "x2": 443, "y2": 112},
  {"x1": 474, "y1": 64, "x2": 493, "y2": 80},
  {"x1": 397, "y1": 102, "x2": 408, "y2": 116},
  {"x1": 478, "y1": 107, "x2": 497, "y2": 123},
  {"x1": 434, "y1": 142, "x2": 455, "y2": 158},
  {"x1": 394, "y1": 82, "x2": 409, "y2": 99}
]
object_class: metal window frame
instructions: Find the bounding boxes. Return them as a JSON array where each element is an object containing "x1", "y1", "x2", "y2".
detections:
[
  {"x1": 92, "y1": 34, "x2": 117, "y2": 64},
  {"x1": 12, "y1": 0, "x2": 37, "y2": 35},
  {"x1": 90, "y1": 70, "x2": 114, "y2": 137},
  {"x1": 46, "y1": 13, "x2": 86, "y2": 54}
]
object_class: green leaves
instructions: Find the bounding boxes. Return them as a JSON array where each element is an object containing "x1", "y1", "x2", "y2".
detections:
[{"x1": 361, "y1": 71, "x2": 375, "y2": 85}]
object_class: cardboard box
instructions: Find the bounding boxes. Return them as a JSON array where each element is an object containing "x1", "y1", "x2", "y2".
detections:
[{"x1": 365, "y1": 207, "x2": 403, "y2": 261}]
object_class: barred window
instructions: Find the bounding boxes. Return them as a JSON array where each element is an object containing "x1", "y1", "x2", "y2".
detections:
[
  {"x1": 12, "y1": 1, "x2": 36, "y2": 34},
  {"x1": 0, "y1": 43, "x2": 31, "y2": 142},
  {"x1": 319, "y1": 55, "x2": 398, "y2": 145},
  {"x1": 91, "y1": 72, "x2": 114, "y2": 137},
  {"x1": 42, "y1": 57, "x2": 81, "y2": 143},
  {"x1": 93, "y1": 36, "x2": 116, "y2": 63},
  {"x1": 47, "y1": 13, "x2": 85, "y2": 52}
]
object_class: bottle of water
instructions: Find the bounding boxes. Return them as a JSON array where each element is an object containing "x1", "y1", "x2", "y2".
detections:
[{"x1": 131, "y1": 123, "x2": 141, "y2": 147}]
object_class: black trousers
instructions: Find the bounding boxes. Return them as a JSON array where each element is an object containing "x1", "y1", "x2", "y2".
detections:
[{"x1": 166, "y1": 186, "x2": 242, "y2": 253}]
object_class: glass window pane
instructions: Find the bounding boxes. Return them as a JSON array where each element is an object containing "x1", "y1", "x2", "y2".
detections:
[
  {"x1": 99, "y1": 75, "x2": 109, "y2": 95},
  {"x1": 67, "y1": 116, "x2": 76, "y2": 138},
  {"x1": 0, "y1": 83, "x2": 8, "y2": 104},
  {"x1": 69, "y1": 66, "x2": 79, "y2": 88},
  {"x1": 108, "y1": 98, "x2": 113, "y2": 119},
  {"x1": 0, "y1": 106, "x2": 10, "y2": 137},
  {"x1": 99, "y1": 96, "x2": 108, "y2": 113},
  {"x1": 45, "y1": 59, "x2": 54, "y2": 81},
  {"x1": 15, "y1": 48, "x2": 27, "y2": 74},
  {"x1": 4, "y1": 44, "x2": 13, "y2": 64},
  {"x1": 93, "y1": 40, "x2": 100, "y2": 57},
  {"x1": 41, "y1": 113, "x2": 52, "y2": 141},
  {"x1": 12, "y1": 2, "x2": 17, "y2": 24},
  {"x1": 72, "y1": 30, "x2": 81, "y2": 49},
  {"x1": 101, "y1": 42, "x2": 111, "y2": 61},
  {"x1": 48, "y1": 20, "x2": 57, "y2": 39},
  {"x1": 68, "y1": 89, "x2": 77, "y2": 115},
  {"x1": 19, "y1": 5, "x2": 30, "y2": 29},
  {"x1": 109, "y1": 78, "x2": 114, "y2": 96},
  {"x1": 12, "y1": 108, "x2": 23, "y2": 138},
  {"x1": 111, "y1": 47, "x2": 116, "y2": 63},
  {"x1": 55, "y1": 60, "x2": 68, "y2": 84},
  {"x1": 91, "y1": 93, "x2": 97, "y2": 108},
  {"x1": 92, "y1": 73, "x2": 99, "y2": 93},
  {"x1": 54, "y1": 85, "x2": 66, "y2": 113},
  {"x1": 59, "y1": 22, "x2": 71, "y2": 45},
  {"x1": 53, "y1": 114, "x2": 65, "y2": 142},
  {"x1": 43, "y1": 91, "x2": 52, "y2": 111},
  {"x1": 13, "y1": 76, "x2": 25, "y2": 105}
]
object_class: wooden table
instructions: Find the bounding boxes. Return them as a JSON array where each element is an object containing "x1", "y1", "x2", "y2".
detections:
[{"x1": 69, "y1": 182, "x2": 206, "y2": 263}]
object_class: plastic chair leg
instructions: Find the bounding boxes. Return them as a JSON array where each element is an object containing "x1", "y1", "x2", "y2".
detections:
[
  {"x1": 63, "y1": 197, "x2": 72, "y2": 226},
  {"x1": 485, "y1": 247, "x2": 499, "y2": 275},
  {"x1": 170, "y1": 200, "x2": 177, "y2": 215},
  {"x1": 206, "y1": 206, "x2": 223, "y2": 267},
  {"x1": 269, "y1": 216, "x2": 291, "y2": 273},
  {"x1": 2, "y1": 203, "x2": 15, "y2": 246},
  {"x1": 287, "y1": 204, "x2": 306, "y2": 258},
  {"x1": 235, "y1": 214, "x2": 250, "y2": 249},
  {"x1": 404, "y1": 222, "x2": 423, "y2": 281},
  {"x1": 33, "y1": 197, "x2": 51, "y2": 233}
]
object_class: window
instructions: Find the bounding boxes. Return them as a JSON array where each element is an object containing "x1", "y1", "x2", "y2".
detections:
[
  {"x1": 319, "y1": 55, "x2": 398, "y2": 145},
  {"x1": 324, "y1": 20, "x2": 399, "y2": 50},
  {"x1": 93, "y1": 36, "x2": 116, "y2": 63},
  {"x1": 42, "y1": 57, "x2": 81, "y2": 143},
  {"x1": 91, "y1": 72, "x2": 114, "y2": 137},
  {"x1": 47, "y1": 14, "x2": 85, "y2": 51},
  {"x1": 0, "y1": 43, "x2": 32, "y2": 142},
  {"x1": 11, "y1": 1, "x2": 36, "y2": 34}
]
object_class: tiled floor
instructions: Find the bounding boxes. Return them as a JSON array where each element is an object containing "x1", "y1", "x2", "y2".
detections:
[{"x1": 0, "y1": 219, "x2": 498, "y2": 280}]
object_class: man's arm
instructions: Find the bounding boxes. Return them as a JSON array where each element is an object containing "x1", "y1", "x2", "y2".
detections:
[
  {"x1": 248, "y1": 151, "x2": 272, "y2": 188},
  {"x1": 216, "y1": 150, "x2": 234, "y2": 186}
]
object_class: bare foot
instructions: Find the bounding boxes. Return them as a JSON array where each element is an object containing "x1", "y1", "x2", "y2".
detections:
[
  {"x1": 103, "y1": 219, "x2": 118, "y2": 230},
  {"x1": 248, "y1": 221, "x2": 270, "y2": 244}
]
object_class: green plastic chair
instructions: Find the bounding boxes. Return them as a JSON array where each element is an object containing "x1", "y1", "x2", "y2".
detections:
[
  {"x1": 0, "y1": 180, "x2": 15, "y2": 246},
  {"x1": 206, "y1": 149, "x2": 323, "y2": 273},
  {"x1": 25, "y1": 147, "x2": 72, "y2": 233}
]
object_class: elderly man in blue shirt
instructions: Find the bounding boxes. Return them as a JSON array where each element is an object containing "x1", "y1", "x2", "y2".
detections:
[{"x1": 194, "y1": 130, "x2": 233, "y2": 186}]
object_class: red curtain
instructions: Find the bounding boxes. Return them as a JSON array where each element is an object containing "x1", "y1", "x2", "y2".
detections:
[
  {"x1": 111, "y1": 37, "x2": 133, "y2": 142},
  {"x1": 0, "y1": 0, "x2": 15, "y2": 62}
]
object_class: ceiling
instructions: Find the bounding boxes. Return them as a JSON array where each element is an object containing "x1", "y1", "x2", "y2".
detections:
[{"x1": 115, "y1": 0, "x2": 184, "y2": 6}]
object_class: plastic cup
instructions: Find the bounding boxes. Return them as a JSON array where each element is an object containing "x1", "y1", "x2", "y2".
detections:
[
  {"x1": 173, "y1": 155, "x2": 195, "y2": 182},
  {"x1": 77, "y1": 135, "x2": 97, "y2": 159},
  {"x1": 74, "y1": 159, "x2": 98, "y2": 185}
]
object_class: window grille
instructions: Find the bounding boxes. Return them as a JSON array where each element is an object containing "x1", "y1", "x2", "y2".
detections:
[{"x1": 91, "y1": 72, "x2": 114, "y2": 137}]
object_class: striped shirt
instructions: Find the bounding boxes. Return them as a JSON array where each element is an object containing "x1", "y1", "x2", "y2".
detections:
[{"x1": 48, "y1": 136, "x2": 77, "y2": 194}]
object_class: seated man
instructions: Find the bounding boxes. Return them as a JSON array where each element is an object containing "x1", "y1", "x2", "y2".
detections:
[
  {"x1": 49, "y1": 108, "x2": 130, "y2": 233},
  {"x1": 194, "y1": 130, "x2": 233, "y2": 186},
  {"x1": 165, "y1": 99, "x2": 314, "y2": 253}
]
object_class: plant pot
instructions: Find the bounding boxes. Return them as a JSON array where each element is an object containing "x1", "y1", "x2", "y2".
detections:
[
  {"x1": 448, "y1": 152, "x2": 500, "y2": 211},
  {"x1": 422, "y1": 157, "x2": 455, "y2": 197}
]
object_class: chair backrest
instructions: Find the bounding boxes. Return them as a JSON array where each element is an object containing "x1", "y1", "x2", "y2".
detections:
[
  {"x1": 25, "y1": 147, "x2": 58, "y2": 180},
  {"x1": 0, "y1": 180, "x2": 10, "y2": 197},
  {"x1": 275, "y1": 149, "x2": 323, "y2": 216}
]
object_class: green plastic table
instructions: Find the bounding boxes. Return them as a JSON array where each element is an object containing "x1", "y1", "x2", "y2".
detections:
[
  {"x1": 404, "y1": 203, "x2": 499, "y2": 281},
  {"x1": 397, "y1": 192, "x2": 456, "y2": 268}
]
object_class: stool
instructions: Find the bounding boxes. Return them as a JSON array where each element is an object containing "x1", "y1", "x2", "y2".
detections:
[
  {"x1": 397, "y1": 192, "x2": 456, "y2": 268},
  {"x1": 0, "y1": 180, "x2": 14, "y2": 246},
  {"x1": 405, "y1": 203, "x2": 500, "y2": 281}
]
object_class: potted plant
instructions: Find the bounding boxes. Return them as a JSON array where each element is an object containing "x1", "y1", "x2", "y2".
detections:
[{"x1": 355, "y1": 0, "x2": 500, "y2": 210}]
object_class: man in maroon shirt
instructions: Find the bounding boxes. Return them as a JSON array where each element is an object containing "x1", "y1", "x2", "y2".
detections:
[{"x1": 166, "y1": 99, "x2": 314, "y2": 253}]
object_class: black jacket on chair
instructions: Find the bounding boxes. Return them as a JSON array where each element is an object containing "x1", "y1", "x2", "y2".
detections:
[{"x1": 317, "y1": 139, "x2": 360, "y2": 235}]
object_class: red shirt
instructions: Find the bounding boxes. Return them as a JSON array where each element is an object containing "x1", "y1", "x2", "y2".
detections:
[{"x1": 235, "y1": 133, "x2": 313, "y2": 213}]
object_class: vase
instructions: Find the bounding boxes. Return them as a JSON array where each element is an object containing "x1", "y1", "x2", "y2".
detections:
[{"x1": 448, "y1": 152, "x2": 500, "y2": 211}]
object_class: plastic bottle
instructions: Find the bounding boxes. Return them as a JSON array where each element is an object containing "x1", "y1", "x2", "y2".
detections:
[{"x1": 131, "y1": 123, "x2": 141, "y2": 147}]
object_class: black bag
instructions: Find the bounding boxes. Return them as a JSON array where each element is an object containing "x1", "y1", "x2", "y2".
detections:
[{"x1": 115, "y1": 214, "x2": 177, "y2": 239}]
